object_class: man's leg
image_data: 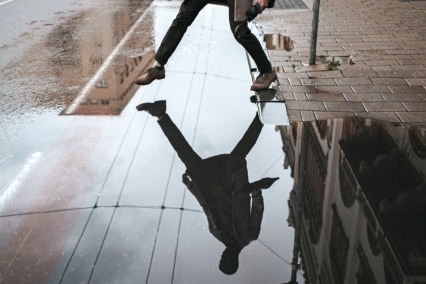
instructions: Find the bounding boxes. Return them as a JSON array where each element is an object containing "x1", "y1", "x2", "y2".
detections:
[
  {"x1": 230, "y1": 113, "x2": 263, "y2": 158},
  {"x1": 155, "y1": 0, "x2": 210, "y2": 66},
  {"x1": 134, "y1": 0, "x2": 209, "y2": 85},
  {"x1": 137, "y1": 101, "x2": 203, "y2": 168},
  {"x1": 226, "y1": 0, "x2": 277, "y2": 90},
  {"x1": 226, "y1": 0, "x2": 271, "y2": 73},
  {"x1": 158, "y1": 114, "x2": 204, "y2": 169}
]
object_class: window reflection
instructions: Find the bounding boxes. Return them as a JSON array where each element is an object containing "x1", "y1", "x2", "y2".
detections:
[{"x1": 279, "y1": 118, "x2": 426, "y2": 283}]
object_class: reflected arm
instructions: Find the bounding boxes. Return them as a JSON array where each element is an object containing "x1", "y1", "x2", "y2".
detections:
[{"x1": 248, "y1": 189, "x2": 264, "y2": 240}]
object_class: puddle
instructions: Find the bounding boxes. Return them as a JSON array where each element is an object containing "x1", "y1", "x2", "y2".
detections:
[
  {"x1": 279, "y1": 117, "x2": 426, "y2": 283},
  {"x1": 263, "y1": 33, "x2": 294, "y2": 51},
  {"x1": 1, "y1": 0, "x2": 157, "y2": 116}
]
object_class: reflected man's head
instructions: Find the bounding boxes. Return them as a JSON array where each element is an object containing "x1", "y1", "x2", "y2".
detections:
[{"x1": 219, "y1": 247, "x2": 241, "y2": 275}]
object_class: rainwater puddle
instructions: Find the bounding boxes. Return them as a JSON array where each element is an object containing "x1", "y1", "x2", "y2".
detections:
[
  {"x1": 62, "y1": 1, "x2": 184, "y2": 115},
  {"x1": 279, "y1": 116, "x2": 426, "y2": 283},
  {"x1": 0, "y1": 0, "x2": 161, "y2": 164},
  {"x1": 263, "y1": 34, "x2": 294, "y2": 51},
  {"x1": 1, "y1": 0, "x2": 161, "y2": 116}
]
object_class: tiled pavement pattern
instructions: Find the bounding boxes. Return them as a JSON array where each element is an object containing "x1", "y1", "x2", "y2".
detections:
[
  {"x1": 0, "y1": 5, "x2": 294, "y2": 283},
  {"x1": 272, "y1": 0, "x2": 308, "y2": 10},
  {"x1": 254, "y1": 0, "x2": 426, "y2": 123}
]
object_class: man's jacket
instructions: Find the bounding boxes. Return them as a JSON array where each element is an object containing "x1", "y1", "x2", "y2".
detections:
[{"x1": 182, "y1": 154, "x2": 264, "y2": 250}]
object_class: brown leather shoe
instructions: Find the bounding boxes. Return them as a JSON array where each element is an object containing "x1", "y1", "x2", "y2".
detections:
[
  {"x1": 250, "y1": 69, "x2": 277, "y2": 91},
  {"x1": 134, "y1": 66, "x2": 165, "y2": 85},
  {"x1": 136, "y1": 100, "x2": 166, "y2": 117}
]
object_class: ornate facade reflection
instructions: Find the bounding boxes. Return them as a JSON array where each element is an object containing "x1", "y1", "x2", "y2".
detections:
[
  {"x1": 277, "y1": 118, "x2": 426, "y2": 283},
  {"x1": 60, "y1": 1, "x2": 156, "y2": 115}
]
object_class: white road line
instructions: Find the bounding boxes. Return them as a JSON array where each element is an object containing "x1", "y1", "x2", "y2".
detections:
[
  {"x1": 63, "y1": 3, "x2": 153, "y2": 115},
  {"x1": 0, "y1": 152, "x2": 42, "y2": 211},
  {"x1": 0, "y1": 0, "x2": 15, "y2": 7}
]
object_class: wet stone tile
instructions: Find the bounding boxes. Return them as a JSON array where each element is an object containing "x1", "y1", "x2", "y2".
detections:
[
  {"x1": 301, "y1": 78, "x2": 337, "y2": 86},
  {"x1": 279, "y1": 85, "x2": 317, "y2": 93},
  {"x1": 314, "y1": 111, "x2": 355, "y2": 120},
  {"x1": 341, "y1": 69, "x2": 379, "y2": 78},
  {"x1": 352, "y1": 85, "x2": 392, "y2": 93},
  {"x1": 307, "y1": 70, "x2": 343, "y2": 79},
  {"x1": 389, "y1": 86, "x2": 426, "y2": 94},
  {"x1": 371, "y1": 78, "x2": 409, "y2": 86},
  {"x1": 289, "y1": 78, "x2": 302, "y2": 86},
  {"x1": 294, "y1": 93, "x2": 308, "y2": 100},
  {"x1": 324, "y1": 101, "x2": 365, "y2": 111},
  {"x1": 355, "y1": 111, "x2": 401, "y2": 122},
  {"x1": 300, "y1": 111, "x2": 316, "y2": 121},
  {"x1": 382, "y1": 93, "x2": 425, "y2": 101},
  {"x1": 371, "y1": 66, "x2": 395, "y2": 71},
  {"x1": 397, "y1": 111, "x2": 426, "y2": 123},
  {"x1": 335, "y1": 77, "x2": 373, "y2": 86},
  {"x1": 307, "y1": 93, "x2": 346, "y2": 101},
  {"x1": 363, "y1": 102, "x2": 407, "y2": 112},
  {"x1": 405, "y1": 78, "x2": 426, "y2": 86},
  {"x1": 279, "y1": 92, "x2": 296, "y2": 101},
  {"x1": 376, "y1": 70, "x2": 414, "y2": 77},
  {"x1": 402, "y1": 102, "x2": 426, "y2": 112},
  {"x1": 315, "y1": 85, "x2": 354, "y2": 93},
  {"x1": 287, "y1": 110, "x2": 302, "y2": 121},
  {"x1": 285, "y1": 101, "x2": 326, "y2": 111},
  {"x1": 343, "y1": 92, "x2": 384, "y2": 101}
]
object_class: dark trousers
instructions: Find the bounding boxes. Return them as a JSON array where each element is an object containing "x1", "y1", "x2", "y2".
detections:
[
  {"x1": 154, "y1": 0, "x2": 272, "y2": 73},
  {"x1": 157, "y1": 113, "x2": 263, "y2": 184}
]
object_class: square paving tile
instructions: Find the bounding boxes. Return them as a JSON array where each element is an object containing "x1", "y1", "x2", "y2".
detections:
[
  {"x1": 363, "y1": 101, "x2": 407, "y2": 111},
  {"x1": 324, "y1": 101, "x2": 365, "y2": 111},
  {"x1": 397, "y1": 112, "x2": 426, "y2": 123}
]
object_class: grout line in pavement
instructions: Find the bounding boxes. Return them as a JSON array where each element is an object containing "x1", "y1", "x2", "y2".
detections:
[{"x1": 0, "y1": 205, "x2": 203, "y2": 219}]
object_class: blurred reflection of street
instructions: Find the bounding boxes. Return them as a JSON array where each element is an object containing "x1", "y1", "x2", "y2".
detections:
[{"x1": 0, "y1": 0, "x2": 153, "y2": 162}]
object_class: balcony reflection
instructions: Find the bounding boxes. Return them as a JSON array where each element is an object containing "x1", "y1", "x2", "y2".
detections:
[{"x1": 278, "y1": 118, "x2": 426, "y2": 283}]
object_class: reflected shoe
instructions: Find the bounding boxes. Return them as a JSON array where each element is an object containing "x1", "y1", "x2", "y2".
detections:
[
  {"x1": 250, "y1": 69, "x2": 277, "y2": 91},
  {"x1": 134, "y1": 66, "x2": 165, "y2": 85},
  {"x1": 136, "y1": 100, "x2": 166, "y2": 117}
]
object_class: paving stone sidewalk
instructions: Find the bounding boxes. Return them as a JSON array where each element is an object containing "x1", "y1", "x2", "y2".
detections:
[{"x1": 254, "y1": 0, "x2": 426, "y2": 124}]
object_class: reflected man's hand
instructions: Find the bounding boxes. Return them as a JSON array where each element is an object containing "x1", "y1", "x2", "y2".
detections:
[{"x1": 257, "y1": 177, "x2": 279, "y2": 190}]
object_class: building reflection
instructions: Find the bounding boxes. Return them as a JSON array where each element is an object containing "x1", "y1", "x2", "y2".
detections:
[
  {"x1": 263, "y1": 34, "x2": 294, "y2": 51},
  {"x1": 277, "y1": 118, "x2": 426, "y2": 283},
  {"x1": 71, "y1": 52, "x2": 154, "y2": 115},
  {"x1": 60, "y1": 1, "x2": 155, "y2": 115}
]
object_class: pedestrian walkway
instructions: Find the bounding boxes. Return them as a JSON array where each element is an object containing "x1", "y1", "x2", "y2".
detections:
[
  {"x1": 254, "y1": 0, "x2": 426, "y2": 123},
  {"x1": 0, "y1": 3, "x2": 295, "y2": 284}
]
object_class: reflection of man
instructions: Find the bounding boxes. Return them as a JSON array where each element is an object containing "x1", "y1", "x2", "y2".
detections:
[
  {"x1": 137, "y1": 100, "x2": 278, "y2": 275},
  {"x1": 133, "y1": 0, "x2": 277, "y2": 91}
]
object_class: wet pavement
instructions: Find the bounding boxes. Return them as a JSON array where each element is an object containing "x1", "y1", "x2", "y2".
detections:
[
  {"x1": 1, "y1": 0, "x2": 426, "y2": 283},
  {"x1": 280, "y1": 117, "x2": 426, "y2": 283},
  {"x1": 1, "y1": 3, "x2": 295, "y2": 284},
  {"x1": 0, "y1": 0, "x2": 153, "y2": 163},
  {"x1": 255, "y1": 0, "x2": 426, "y2": 123}
]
